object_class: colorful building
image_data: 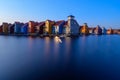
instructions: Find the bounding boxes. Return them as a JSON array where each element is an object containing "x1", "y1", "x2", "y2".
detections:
[
  {"x1": 14, "y1": 22, "x2": 24, "y2": 34},
  {"x1": 67, "y1": 15, "x2": 80, "y2": 35},
  {"x1": 53, "y1": 20, "x2": 65, "y2": 34},
  {"x1": 107, "y1": 28, "x2": 113, "y2": 34},
  {"x1": 35, "y1": 22, "x2": 45, "y2": 34},
  {"x1": 88, "y1": 27, "x2": 95, "y2": 34},
  {"x1": 63, "y1": 21, "x2": 70, "y2": 34},
  {"x1": 21, "y1": 23, "x2": 28, "y2": 34},
  {"x1": 28, "y1": 21, "x2": 38, "y2": 33},
  {"x1": 2, "y1": 22, "x2": 9, "y2": 34},
  {"x1": 80, "y1": 23, "x2": 89, "y2": 35},
  {"x1": 102, "y1": 27, "x2": 107, "y2": 34},
  {"x1": 0, "y1": 25, "x2": 3, "y2": 33},
  {"x1": 94, "y1": 25, "x2": 102, "y2": 35},
  {"x1": 44, "y1": 20, "x2": 55, "y2": 34},
  {"x1": 9, "y1": 24, "x2": 15, "y2": 34}
]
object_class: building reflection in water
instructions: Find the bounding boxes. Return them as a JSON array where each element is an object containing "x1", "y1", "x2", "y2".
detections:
[
  {"x1": 43, "y1": 37, "x2": 51, "y2": 63},
  {"x1": 53, "y1": 37, "x2": 60, "y2": 62},
  {"x1": 64, "y1": 37, "x2": 71, "y2": 64}
]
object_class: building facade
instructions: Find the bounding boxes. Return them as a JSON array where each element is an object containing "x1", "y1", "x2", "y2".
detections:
[
  {"x1": 102, "y1": 27, "x2": 107, "y2": 34},
  {"x1": 44, "y1": 20, "x2": 55, "y2": 34},
  {"x1": 63, "y1": 21, "x2": 70, "y2": 34},
  {"x1": 14, "y1": 22, "x2": 24, "y2": 34},
  {"x1": 21, "y1": 23, "x2": 28, "y2": 34},
  {"x1": 94, "y1": 25, "x2": 102, "y2": 35},
  {"x1": 35, "y1": 22, "x2": 45, "y2": 34},
  {"x1": 67, "y1": 15, "x2": 80, "y2": 35},
  {"x1": 53, "y1": 20, "x2": 65, "y2": 34},
  {"x1": 80, "y1": 23, "x2": 89, "y2": 35},
  {"x1": 107, "y1": 28, "x2": 113, "y2": 34},
  {"x1": 28, "y1": 21, "x2": 38, "y2": 33},
  {"x1": 2, "y1": 22, "x2": 9, "y2": 34}
]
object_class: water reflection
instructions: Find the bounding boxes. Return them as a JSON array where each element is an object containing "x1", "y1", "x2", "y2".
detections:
[{"x1": 0, "y1": 35, "x2": 120, "y2": 80}]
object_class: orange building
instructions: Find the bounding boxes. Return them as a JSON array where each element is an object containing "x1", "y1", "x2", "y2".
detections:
[
  {"x1": 28, "y1": 21, "x2": 38, "y2": 33},
  {"x1": 107, "y1": 28, "x2": 113, "y2": 34},
  {"x1": 80, "y1": 23, "x2": 89, "y2": 35}
]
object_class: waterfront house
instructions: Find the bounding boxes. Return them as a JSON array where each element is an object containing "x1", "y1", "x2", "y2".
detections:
[
  {"x1": 44, "y1": 20, "x2": 55, "y2": 34},
  {"x1": 2, "y1": 22, "x2": 9, "y2": 34},
  {"x1": 63, "y1": 21, "x2": 70, "y2": 35},
  {"x1": 28, "y1": 21, "x2": 38, "y2": 33},
  {"x1": 35, "y1": 22, "x2": 45, "y2": 34},
  {"x1": 0, "y1": 25, "x2": 3, "y2": 33},
  {"x1": 80, "y1": 23, "x2": 89, "y2": 35},
  {"x1": 88, "y1": 27, "x2": 95, "y2": 34},
  {"x1": 67, "y1": 15, "x2": 80, "y2": 35},
  {"x1": 94, "y1": 25, "x2": 102, "y2": 35},
  {"x1": 107, "y1": 28, "x2": 113, "y2": 34},
  {"x1": 9, "y1": 24, "x2": 15, "y2": 34},
  {"x1": 21, "y1": 23, "x2": 28, "y2": 34},
  {"x1": 53, "y1": 20, "x2": 65, "y2": 34},
  {"x1": 102, "y1": 27, "x2": 107, "y2": 34},
  {"x1": 14, "y1": 22, "x2": 24, "y2": 34},
  {"x1": 112, "y1": 29, "x2": 120, "y2": 34}
]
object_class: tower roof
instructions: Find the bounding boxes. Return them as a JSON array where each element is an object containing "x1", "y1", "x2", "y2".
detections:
[{"x1": 68, "y1": 15, "x2": 75, "y2": 18}]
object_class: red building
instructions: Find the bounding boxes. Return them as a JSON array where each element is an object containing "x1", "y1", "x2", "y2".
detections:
[
  {"x1": 0, "y1": 25, "x2": 3, "y2": 33},
  {"x1": 28, "y1": 21, "x2": 38, "y2": 33}
]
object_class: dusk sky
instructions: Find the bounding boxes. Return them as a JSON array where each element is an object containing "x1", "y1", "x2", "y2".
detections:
[{"x1": 0, "y1": 0, "x2": 120, "y2": 28}]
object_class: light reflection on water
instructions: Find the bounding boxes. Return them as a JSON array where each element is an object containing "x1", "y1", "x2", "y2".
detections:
[{"x1": 0, "y1": 35, "x2": 120, "y2": 80}]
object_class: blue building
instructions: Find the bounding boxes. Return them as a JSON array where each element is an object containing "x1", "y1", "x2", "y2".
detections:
[
  {"x1": 53, "y1": 20, "x2": 65, "y2": 34},
  {"x1": 21, "y1": 23, "x2": 28, "y2": 34},
  {"x1": 102, "y1": 27, "x2": 107, "y2": 34},
  {"x1": 14, "y1": 22, "x2": 24, "y2": 34}
]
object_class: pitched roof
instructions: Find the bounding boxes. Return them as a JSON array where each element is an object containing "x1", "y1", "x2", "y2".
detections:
[
  {"x1": 37, "y1": 22, "x2": 45, "y2": 27},
  {"x1": 68, "y1": 15, "x2": 75, "y2": 18},
  {"x1": 46, "y1": 20, "x2": 54, "y2": 22},
  {"x1": 54, "y1": 20, "x2": 65, "y2": 26}
]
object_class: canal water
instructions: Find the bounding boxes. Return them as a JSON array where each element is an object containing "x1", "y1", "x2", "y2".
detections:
[{"x1": 0, "y1": 35, "x2": 120, "y2": 80}]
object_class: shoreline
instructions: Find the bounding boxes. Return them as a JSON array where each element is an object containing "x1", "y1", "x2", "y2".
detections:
[{"x1": 0, "y1": 33, "x2": 119, "y2": 38}]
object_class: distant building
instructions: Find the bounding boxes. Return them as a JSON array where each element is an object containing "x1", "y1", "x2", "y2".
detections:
[
  {"x1": 21, "y1": 23, "x2": 28, "y2": 34},
  {"x1": 112, "y1": 29, "x2": 120, "y2": 34},
  {"x1": 63, "y1": 21, "x2": 70, "y2": 34},
  {"x1": 107, "y1": 28, "x2": 113, "y2": 34},
  {"x1": 80, "y1": 23, "x2": 89, "y2": 35},
  {"x1": 9, "y1": 24, "x2": 15, "y2": 34},
  {"x1": 2, "y1": 22, "x2": 9, "y2": 34},
  {"x1": 67, "y1": 15, "x2": 80, "y2": 35},
  {"x1": 53, "y1": 20, "x2": 65, "y2": 34},
  {"x1": 88, "y1": 27, "x2": 95, "y2": 34},
  {"x1": 0, "y1": 25, "x2": 3, "y2": 33},
  {"x1": 35, "y1": 22, "x2": 45, "y2": 34},
  {"x1": 14, "y1": 22, "x2": 24, "y2": 34},
  {"x1": 44, "y1": 20, "x2": 55, "y2": 34},
  {"x1": 102, "y1": 27, "x2": 107, "y2": 34},
  {"x1": 94, "y1": 25, "x2": 102, "y2": 35},
  {"x1": 28, "y1": 21, "x2": 38, "y2": 33}
]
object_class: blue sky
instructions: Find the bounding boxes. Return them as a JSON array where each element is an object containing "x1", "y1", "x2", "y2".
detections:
[{"x1": 0, "y1": 0, "x2": 120, "y2": 28}]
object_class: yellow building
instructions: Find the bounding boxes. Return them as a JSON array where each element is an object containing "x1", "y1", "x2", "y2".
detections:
[
  {"x1": 45, "y1": 20, "x2": 55, "y2": 34},
  {"x1": 81, "y1": 23, "x2": 89, "y2": 35}
]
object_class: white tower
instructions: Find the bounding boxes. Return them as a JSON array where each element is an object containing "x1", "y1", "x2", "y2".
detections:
[{"x1": 67, "y1": 15, "x2": 80, "y2": 35}]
